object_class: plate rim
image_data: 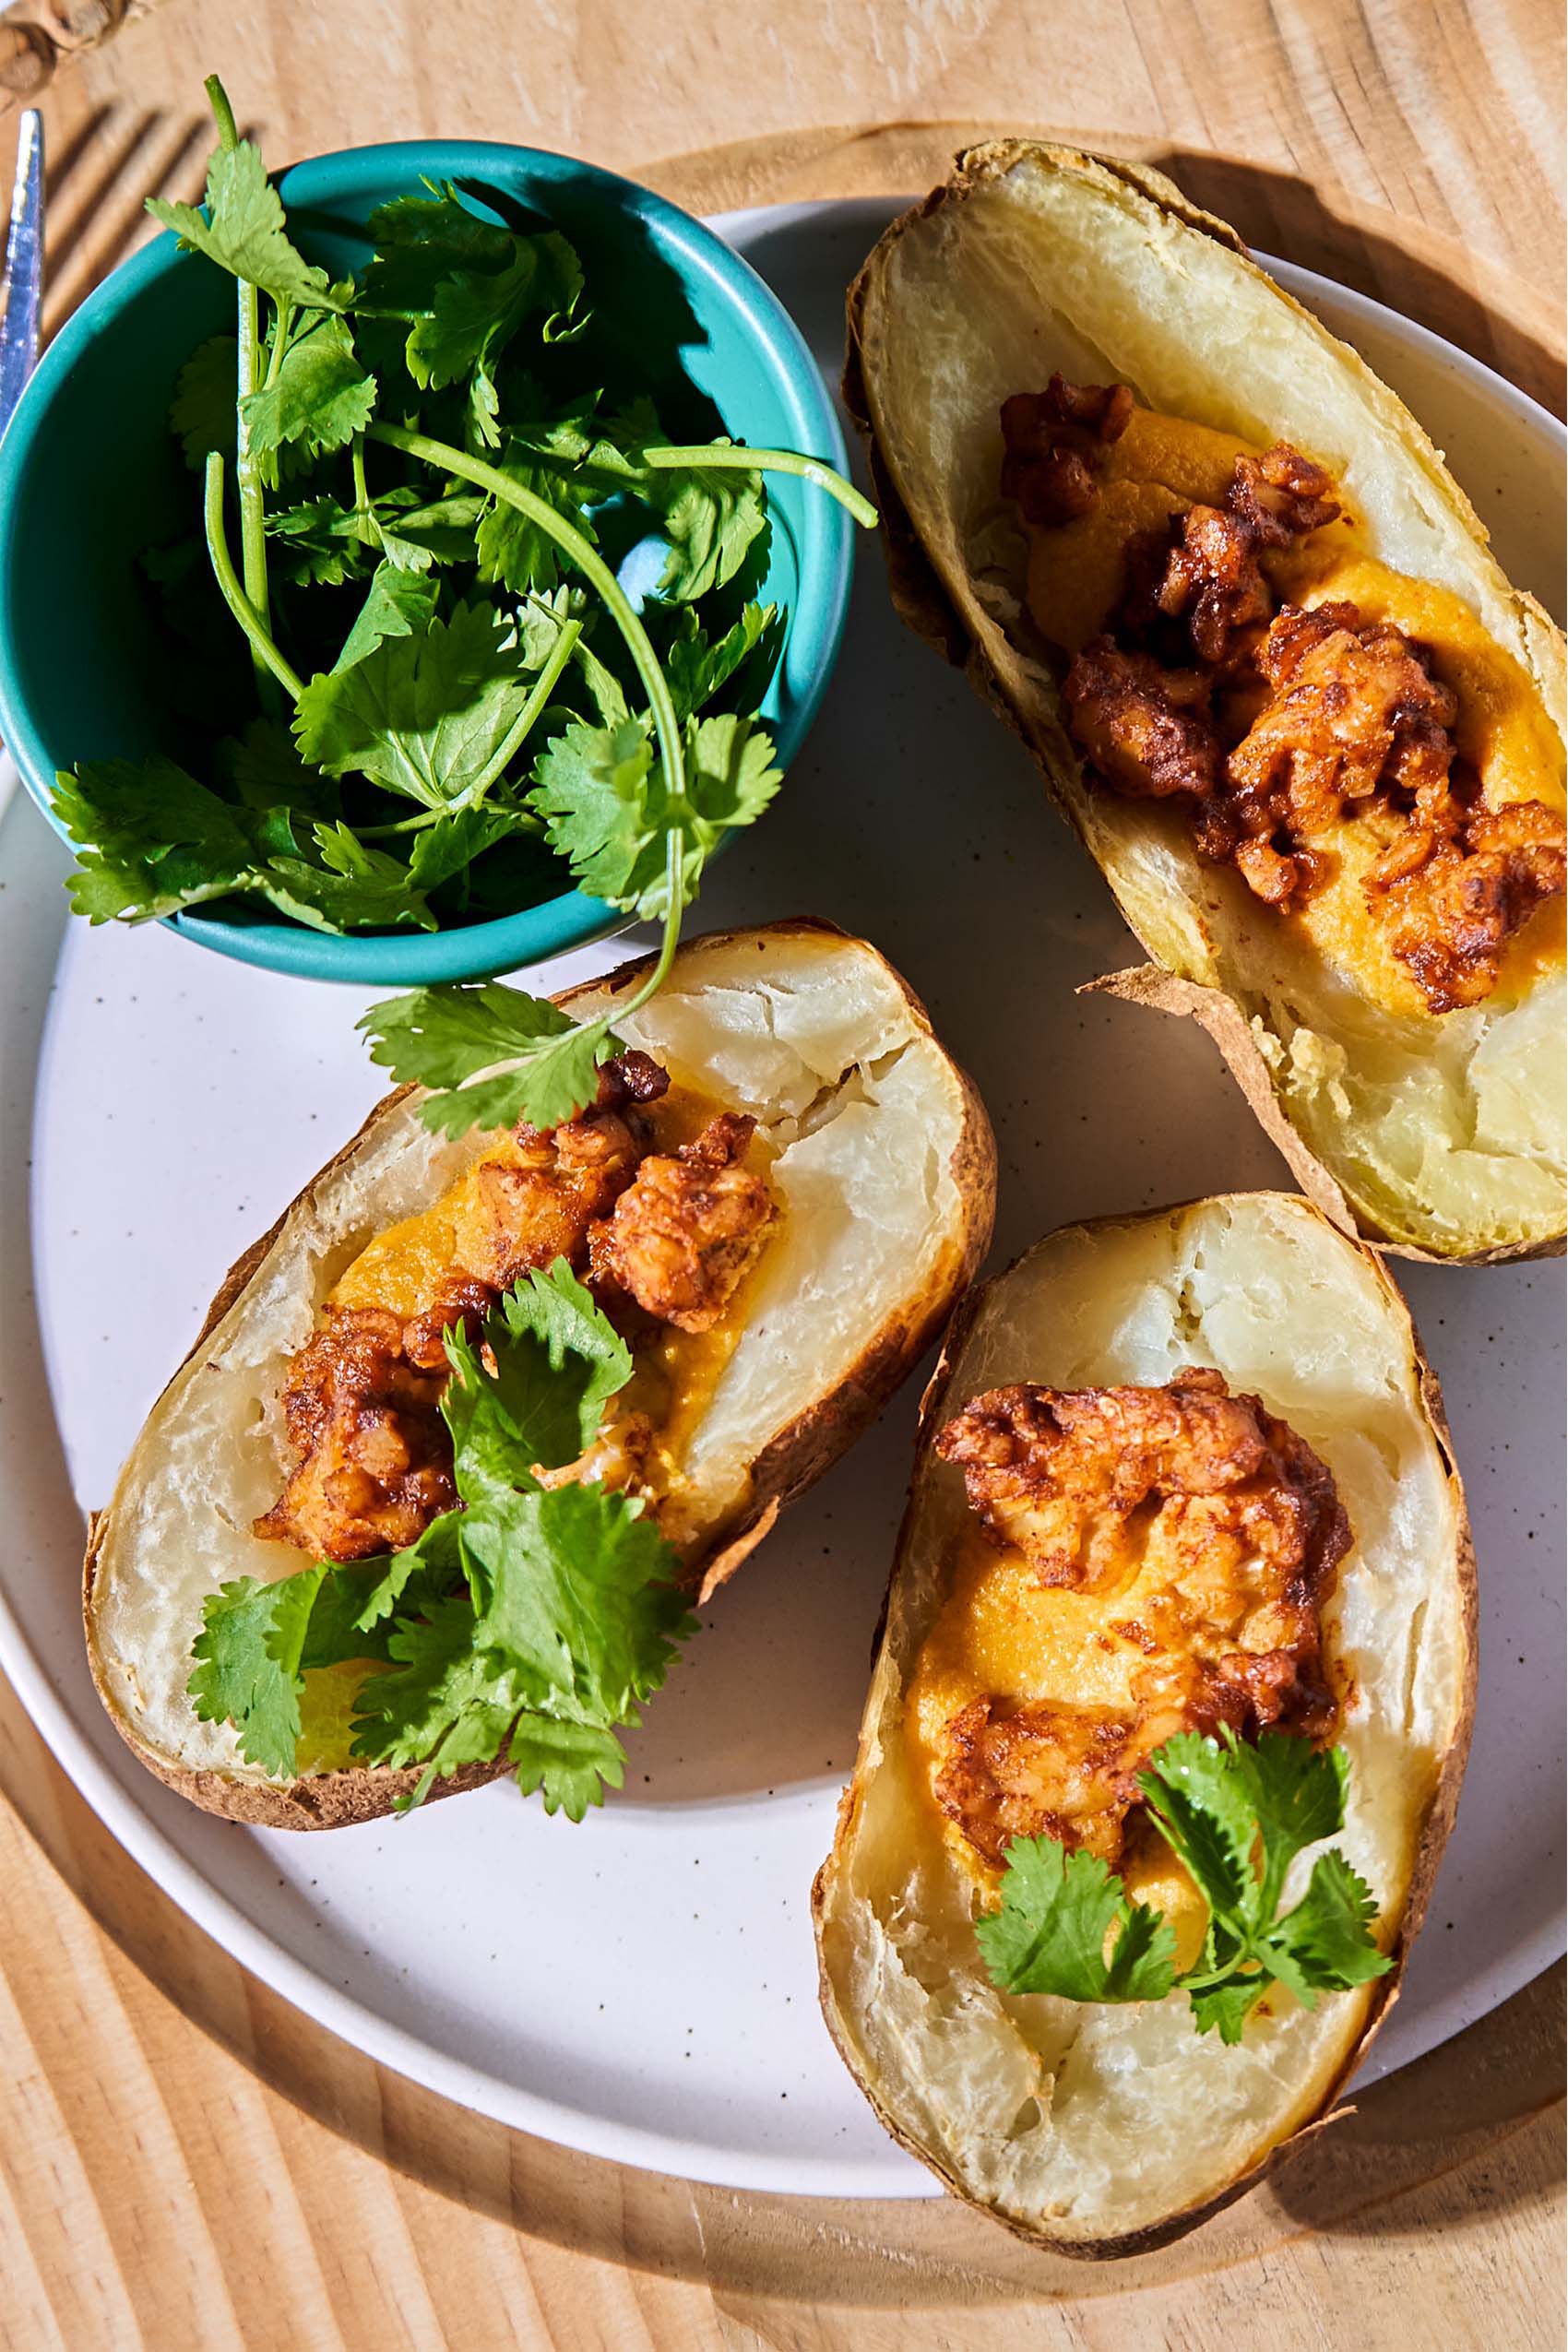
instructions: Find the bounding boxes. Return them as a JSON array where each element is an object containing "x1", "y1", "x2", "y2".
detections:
[{"x1": 1, "y1": 197, "x2": 1562, "y2": 2201}]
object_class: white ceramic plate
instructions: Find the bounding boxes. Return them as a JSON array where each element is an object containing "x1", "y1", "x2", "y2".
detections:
[{"x1": 1, "y1": 199, "x2": 1562, "y2": 2200}]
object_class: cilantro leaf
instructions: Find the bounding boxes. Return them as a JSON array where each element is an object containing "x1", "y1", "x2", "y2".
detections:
[
  {"x1": 359, "y1": 975, "x2": 568, "y2": 1103},
  {"x1": 529, "y1": 714, "x2": 651, "y2": 891},
  {"x1": 373, "y1": 486, "x2": 489, "y2": 570},
  {"x1": 664, "y1": 601, "x2": 778, "y2": 719},
  {"x1": 188, "y1": 1569, "x2": 326, "y2": 1776},
  {"x1": 486, "y1": 1021, "x2": 621, "y2": 1136},
  {"x1": 293, "y1": 600, "x2": 532, "y2": 807},
  {"x1": 474, "y1": 446, "x2": 596, "y2": 595},
  {"x1": 349, "y1": 1317, "x2": 688, "y2": 1814},
  {"x1": 976, "y1": 1839, "x2": 1177, "y2": 2003},
  {"x1": 170, "y1": 332, "x2": 238, "y2": 467},
  {"x1": 148, "y1": 137, "x2": 342, "y2": 311},
  {"x1": 360, "y1": 183, "x2": 517, "y2": 313},
  {"x1": 404, "y1": 802, "x2": 526, "y2": 895},
  {"x1": 466, "y1": 1479, "x2": 690, "y2": 1721},
  {"x1": 265, "y1": 494, "x2": 373, "y2": 588},
  {"x1": 570, "y1": 636, "x2": 632, "y2": 728},
  {"x1": 407, "y1": 229, "x2": 585, "y2": 386},
  {"x1": 441, "y1": 1262, "x2": 633, "y2": 1483},
  {"x1": 1138, "y1": 1730, "x2": 1259, "y2": 1934},
  {"x1": 518, "y1": 583, "x2": 588, "y2": 673},
  {"x1": 641, "y1": 446, "x2": 767, "y2": 602},
  {"x1": 299, "y1": 1560, "x2": 419, "y2": 1668},
  {"x1": 1263, "y1": 1850, "x2": 1393, "y2": 1995},
  {"x1": 508, "y1": 1715, "x2": 629, "y2": 1822},
  {"x1": 357, "y1": 978, "x2": 618, "y2": 1136},
  {"x1": 187, "y1": 1558, "x2": 410, "y2": 1776},
  {"x1": 1229, "y1": 1730, "x2": 1350, "y2": 1921},
  {"x1": 531, "y1": 710, "x2": 780, "y2": 917},
  {"x1": 978, "y1": 1731, "x2": 1392, "y2": 2047},
  {"x1": 1185, "y1": 1976, "x2": 1273, "y2": 2045},
  {"x1": 220, "y1": 718, "x2": 339, "y2": 816},
  {"x1": 54, "y1": 756, "x2": 260, "y2": 921},
  {"x1": 363, "y1": 184, "x2": 584, "y2": 390},
  {"x1": 334, "y1": 561, "x2": 441, "y2": 671},
  {"x1": 350, "y1": 1590, "x2": 524, "y2": 1775},
  {"x1": 53, "y1": 756, "x2": 430, "y2": 932},
  {"x1": 267, "y1": 821, "x2": 435, "y2": 932},
  {"x1": 241, "y1": 312, "x2": 376, "y2": 467},
  {"x1": 352, "y1": 1513, "x2": 465, "y2": 1634}
]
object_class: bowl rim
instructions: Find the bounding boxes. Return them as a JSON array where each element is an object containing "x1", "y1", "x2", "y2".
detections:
[{"x1": 0, "y1": 137, "x2": 854, "y2": 985}]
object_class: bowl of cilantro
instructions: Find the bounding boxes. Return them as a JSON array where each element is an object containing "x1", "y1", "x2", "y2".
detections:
[{"x1": 0, "y1": 78, "x2": 872, "y2": 984}]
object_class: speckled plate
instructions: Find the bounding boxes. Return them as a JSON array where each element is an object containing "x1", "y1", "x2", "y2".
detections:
[{"x1": 0, "y1": 200, "x2": 1562, "y2": 2196}]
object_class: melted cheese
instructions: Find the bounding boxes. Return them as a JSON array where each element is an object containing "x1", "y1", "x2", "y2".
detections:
[
  {"x1": 329, "y1": 1147, "x2": 512, "y2": 1319},
  {"x1": 1023, "y1": 407, "x2": 1565, "y2": 1019},
  {"x1": 1024, "y1": 406, "x2": 1273, "y2": 655},
  {"x1": 327, "y1": 1082, "x2": 774, "y2": 1495},
  {"x1": 1272, "y1": 544, "x2": 1567, "y2": 1015},
  {"x1": 906, "y1": 1523, "x2": 1210, "y2": 1962}
]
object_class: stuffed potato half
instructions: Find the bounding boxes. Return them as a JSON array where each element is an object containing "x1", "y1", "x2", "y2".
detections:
[
  {"x1": 814, "y1": 1193, "x2": 1473, "y2": 2253},
  {"x1": 85, "y1": 921, "x2": 995, "y2": 1828},
  {"x1": 847, "y1": 141, "x2": 1566, "y2": 1262}
]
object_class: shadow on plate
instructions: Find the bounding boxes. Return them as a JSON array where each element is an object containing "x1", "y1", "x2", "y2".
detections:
[{"x1": 2, "y1": 1681, "x2": 1560, "y2": 2305}]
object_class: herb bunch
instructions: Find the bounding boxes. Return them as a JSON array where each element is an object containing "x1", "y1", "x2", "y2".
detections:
[
  {"x1": 976, "y1": 1728, "x2": 1392, "y2": 2043},
  {"x1": 190, "y1": 1260, "x2": 695, "y2": 1817},
  {"x1": 57, "y1": 77, "x2": 873, "y2": 1119}
]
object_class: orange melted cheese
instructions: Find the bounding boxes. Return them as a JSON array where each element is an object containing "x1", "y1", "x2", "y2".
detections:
[
  {"x1": 1024, "y1": 407, "x2": 1566, "y2": 1019},
  {"x1": 906, "y1": 1521, "x2": 1210, "y2": 1965},
  {"x1": 328, "y1": 1082, "x2": 774, "y2": 1497}
]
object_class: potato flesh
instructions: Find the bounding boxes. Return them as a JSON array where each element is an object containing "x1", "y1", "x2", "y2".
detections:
[
  {"x1": 817, "y1": 1195, "x2": 1468, "y2": 2245},
  {"x1": 88, "y1": 931, "x2": 979, "y2": 1783},
  {"x1": 860, "y1": 147, "x2": 1567, "y2": 1255}
]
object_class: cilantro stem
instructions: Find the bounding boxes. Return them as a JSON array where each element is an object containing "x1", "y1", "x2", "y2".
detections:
[
  {"x1": 640, "y1": 443, "x2": 878, "y2": 530},
  {"x1": 629, "y1": 832, "x2": 686, "y2": 1001},
  {"x1": 1177, "y1": 1957, "x2": 1264, "y2": 1993},
  {"x1": 263, "y1": 296, "x2": 296, "y2": 388},
  {"x1": 359, "y1": 615, "x2": 581, "y2": 838},
  {"x1": 203, "y1": 70, "x2": 239, "y2": 148},
  {"x1": 203, "y1": 453, "x2": 305, "y2": 702},
  {"x1": 468, "y1": 613, "x2": 583, "y2": 797},
  {"x1": 204, "y1": 74, "x2": 275, "y2": 711},
  {"x1": 364, "y1": 422, "x2": 688, "y2": 825},
  {"x1": 350, "y1": 438, "x2": 380, "y2": 551}
]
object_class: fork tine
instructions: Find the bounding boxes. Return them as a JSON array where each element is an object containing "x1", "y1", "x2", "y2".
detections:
[{"x1": 0, "y1": 108, "x2": 44, "y2": 444}]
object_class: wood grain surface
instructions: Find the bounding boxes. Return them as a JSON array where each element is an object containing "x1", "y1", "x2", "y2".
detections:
[{"x1": 2, "y1": 2, "x2": 1564, "y2": 2345}]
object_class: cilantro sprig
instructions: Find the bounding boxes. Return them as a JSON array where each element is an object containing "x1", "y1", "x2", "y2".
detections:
[
  {"x1": 975, "y1": 1728, "x2": 1392, "y2": 2044},
  {"x1": 189, "y1": 1261, "x2": 695, "y2": 1817},
  {"x1": 56, "y1": 76, "x2": 874, "y2": 993}
]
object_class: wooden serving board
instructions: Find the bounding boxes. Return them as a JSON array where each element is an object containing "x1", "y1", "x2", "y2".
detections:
[{"x1": 2, "y1": 4, "x2": 1564, "y2": 2341}]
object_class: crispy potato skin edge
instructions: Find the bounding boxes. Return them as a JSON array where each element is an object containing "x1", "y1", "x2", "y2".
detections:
[
  {"x1": 83, "y1": 919, "x2": 998, "y2": 1831},
  {"x1": 811, "y1": 1191, "x2": 1478, "y2": 2257},
  {"x1": 843, "y1": 138, "x2": 1564, "y2": 1267}
]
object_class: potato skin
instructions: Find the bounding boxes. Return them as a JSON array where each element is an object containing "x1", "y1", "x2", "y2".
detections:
[
  {"x1": 812, "y1": 1194, "x2": 1477, "y2": 2255},
  {"x1": 83, "y1": 921, "x2": 997, "y2": 1830},
  {"x1": 845, "y1": 142, "x2": 1564, "y2": 1267}
]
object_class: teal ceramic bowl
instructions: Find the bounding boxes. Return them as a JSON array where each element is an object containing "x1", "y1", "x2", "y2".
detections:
[{"x1": 0, "y1": 142, "x2": 853, "y2": 983}]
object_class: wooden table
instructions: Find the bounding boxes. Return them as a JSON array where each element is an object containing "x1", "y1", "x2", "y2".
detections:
[{"x1": 2, "y1": 4, "x2": 1563, "y2": 2344}]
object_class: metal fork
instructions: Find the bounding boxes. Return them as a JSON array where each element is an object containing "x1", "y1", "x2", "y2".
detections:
[
  {"x1": 0, "y1": 107, "x2": 42, "y2": 445},
  {"x1": 0, "y1": 107, "x2": 43, "y2": 819}
]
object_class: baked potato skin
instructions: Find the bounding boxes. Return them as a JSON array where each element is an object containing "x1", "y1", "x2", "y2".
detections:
[
  {"x1": 813, "y1": 1194, "x2": 1476, "y2": 2255},
  {"x1": 83, "y1": 921, "x2": 997, "y2": 1831},
  {"x1": 846, "y1": 142, "x2": 1565, "y2": 1267}
]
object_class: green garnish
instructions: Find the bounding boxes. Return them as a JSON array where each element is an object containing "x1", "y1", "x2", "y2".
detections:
[
  {"x1": 57, "y1": 74, "x2": 874, "y2": 1090},
  {"x1": 188, "y1": 1260, "x2": 695, "y2": 1817},
  {"x1": 975, "y1": 1728, "x2": 1393, "y2": 2043}
]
